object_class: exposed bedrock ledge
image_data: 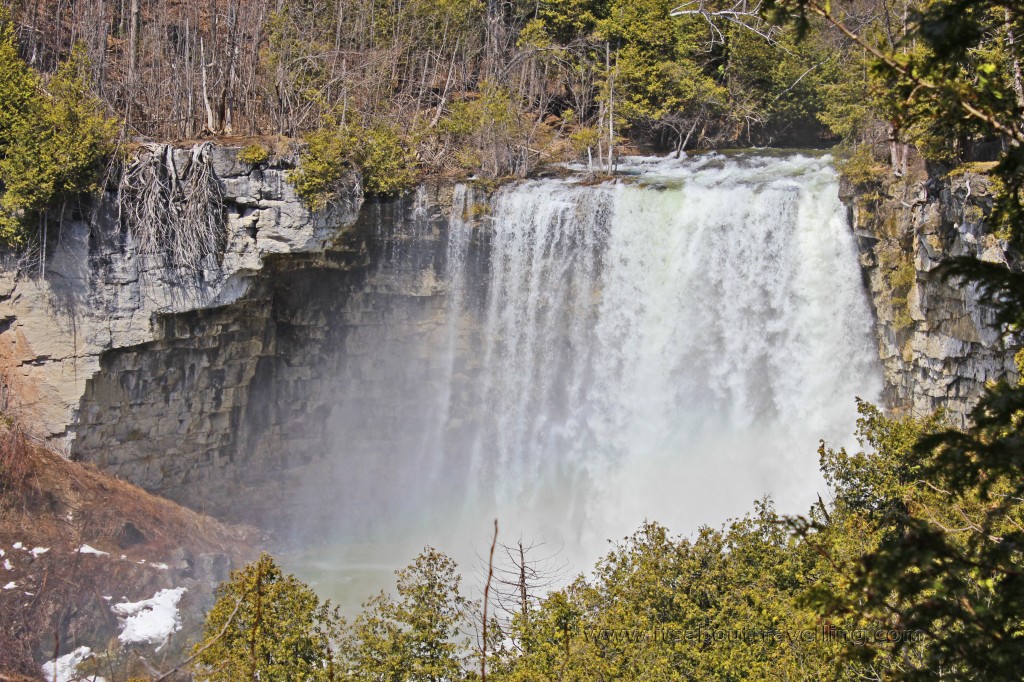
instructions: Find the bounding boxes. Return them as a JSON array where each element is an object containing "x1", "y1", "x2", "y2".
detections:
[
  {"x1": 70, "y1": 185, "x2": 470, "y2": 527},
  {"x1": 0, "y1": 144, "x2": 362, "y2": 444},
  {"x1": 843, "y1": 158, "x2": 1020, "y2": 426}
]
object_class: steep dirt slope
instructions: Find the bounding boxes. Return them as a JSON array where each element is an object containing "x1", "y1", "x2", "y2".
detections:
[{"x1": 0, "y1": 425, "x2": 257, "y2": 680}]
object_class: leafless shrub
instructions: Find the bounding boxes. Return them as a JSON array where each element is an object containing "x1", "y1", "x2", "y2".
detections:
[{"x1": 0, "y1": 419, "x2": 35, "y2": 495}]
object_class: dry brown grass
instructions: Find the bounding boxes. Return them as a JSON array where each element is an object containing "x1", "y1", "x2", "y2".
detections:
[{"x1": 0, "y1": 422, "x2": 257, "y2": 679}]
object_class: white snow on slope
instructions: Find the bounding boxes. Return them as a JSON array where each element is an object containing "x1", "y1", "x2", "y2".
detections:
[
  {"x1": 111, "y1": 587, "x2": 186, "y2": 650},
  {"x1": 77, "y1": 545, "x2": 109, "y2": 556},
  {"x1": 40, "y1": 646, "x2": 106, "y2": 682}
]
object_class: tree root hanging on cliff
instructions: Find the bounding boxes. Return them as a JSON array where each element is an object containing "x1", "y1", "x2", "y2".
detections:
[{"x1": 118, "y1": 142, "x2": 227, "y2": 272}]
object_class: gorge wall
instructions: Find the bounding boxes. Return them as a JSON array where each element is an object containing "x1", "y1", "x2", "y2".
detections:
[
  {"x1": 70, "y1": 190, "x2": 475, "y2": 527},
  {"x1": 0, "y1": 144, "x2": 361, "y2": 441},
  {"x1": 844, "y1": 155, "x2": 1019, "y2": 426},
  {"x1": 0, "y1": 145, "x2": 1017, "y2": 531}
]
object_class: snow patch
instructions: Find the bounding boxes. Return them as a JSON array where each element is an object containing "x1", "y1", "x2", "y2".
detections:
[
  {"x1": 77, "y1": 545, "x2": 109, "y2": 556},
  {"x1": 41, "y1": 646, "x2": 106, "y2": 682},
  {"x1": 30, "y1": 547, "x2": 50, "y2": 557},
  {"x1": 112, "y1": 587, "x2": 187, "y2": 651},
  {"x1": 12, "y1": 542, "x2": 22, "y2": 550},
  {"x1": 150, "y1": 562, "x2": 169, "y2": 570},
  {"x1": 3, "y1": 558, "x2": 12, "y2": 570},
  {"x1": 3, "y1": 581, "x2": 16, "y2": 589}
]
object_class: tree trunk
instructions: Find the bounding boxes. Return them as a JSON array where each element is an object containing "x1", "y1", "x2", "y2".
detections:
[
  {"x1": 1006, "y1": 10, "x2": 1024, "y2": 110},
  {"x1": 606, "y1": 42, "x2": 615, "y2": 173},
  {"x1": 518, "y1": 542, "x2": 528, "y2": 622},
  {"x1": 200, "y1": 38, "x2": 217, "y2": 133},
  {"x1": 127, "y1": 0, "x2": 140, "y2": 126}
]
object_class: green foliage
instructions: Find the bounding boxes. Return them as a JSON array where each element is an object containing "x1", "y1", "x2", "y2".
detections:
[
  {"x1": 192, "y1": 553, "x2": 342, "y2": 682},
  {"x1": 724, "y1": 22, "x2": 829, "y2": 143},
  {"x1": 600, "y1": 0, "x2": 726, "y2": 148},
  {"x1": 292, "y1": 121, "x2": 417, "y2": 207},
  {"x1": 497, "y1": 510, "x2": 846, "y2": 681},
  {"x1": 357, "y1": 125, "x2": 419, "y2": 196},
  {"x1": 521, "y1": 0, "x2": 840, "y2": 150},
  {"x1": 813, "y1": 35, "x2": 888, "y2": 146},
  {"x1": 441, "y1": 88, "x2": 519, "y2": 138},
  {"x1": 290, "y1": 123, "x2": 357, "y2": 210},
  {"x1": 0, "y1": 23, "x2": 117, "y2": 248},
  {"x1": 262, "y1": 4, "x2": 338, "y2": 133},
  {"x1": 803, "y1": 375, "x2": 1024, "y2": 679},
  {"x1": 343, "y1": 547, "x2": 472, "y2": 682},
  {"x1": 535, "y1": 0, "x2": 608, "y2": 44},
  {"x1": 371, "y1": 0, "x2": 484, "y2": 51},
  {"x1": 238, "y1": 143, "x2": 270, "y2": 166},
  {"x1": 820, "y1": 401, "x2": 942, "y2": 523},
  {"x1": 0, "y1": 9, "x2": 37, "y2": 155},
  {"x1": 440, "y1": 83, "x2": 524, "y2": 177},
  {"x1": 569, "y1": 125, "x2": 602, "y2": 160},
  {"x1": 836, "y1": 144, "x2": 885, "y2": 188}
]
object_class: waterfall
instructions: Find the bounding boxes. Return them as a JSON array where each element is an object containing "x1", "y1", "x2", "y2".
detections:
[
  {"x1": 299, "y1": 153, "x2": 881, "y2": 590},
  {"x1": 447, "y1": 153, "x2": 880, "y2": 552}
]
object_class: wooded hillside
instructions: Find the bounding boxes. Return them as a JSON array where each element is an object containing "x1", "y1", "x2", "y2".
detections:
[
  {"x1": 0, "y1": 1, "x2": 890, "y2": 160},
  {"x1": 2, "y1": 0, "x2": 1021, "y2": 182}
]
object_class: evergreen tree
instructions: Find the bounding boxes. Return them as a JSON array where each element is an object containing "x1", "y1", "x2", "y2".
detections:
[
  {"x1": 192, "y1": 553, "x2": 343, "y2": 682},
  {"x1": 0, "y1": 12, "x2": 117, "y2": 248},
  {"x1": 343, "y1": 547, "x2": 473, "y2": 682}
]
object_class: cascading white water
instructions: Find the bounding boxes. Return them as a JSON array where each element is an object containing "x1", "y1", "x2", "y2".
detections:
[
  {"x1": 293, "y1": 153, "x2": 882, "y2": 603},
  {"x1": 443, "y1": 153, "x2": 882, "y2": 555}
]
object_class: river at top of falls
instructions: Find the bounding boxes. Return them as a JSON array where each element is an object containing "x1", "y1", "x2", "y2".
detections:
[{"x1": 289, "y1": 152, "x2": 883, "y2": 608}]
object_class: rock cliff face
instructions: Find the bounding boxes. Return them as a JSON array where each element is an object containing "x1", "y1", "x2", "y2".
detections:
[
  {"x1": 0, "y1": 140, "x2": 477, "y2": 526},
  {"x1": 843, "y1": 157, "x2": 1019, "y2": 426},
  {"x1": 1, "y1": 144, "x2": 1017, "y2": 528},
  {"x1": 0, "y1": 144, "x2": 362, "y2": 444},
  {"x1": 69, "y1": 189, "x2": 467, "y2": 526}
]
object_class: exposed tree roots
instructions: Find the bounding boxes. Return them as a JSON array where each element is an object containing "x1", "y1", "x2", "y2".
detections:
[{"x1": 118, "y1": 143, "x2": 227, "y2": 272}]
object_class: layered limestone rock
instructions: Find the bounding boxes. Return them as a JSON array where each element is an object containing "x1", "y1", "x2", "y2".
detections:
[
  {"x1": 844, "y1": 157, "x2": 1019, "y2": 426},
  {"x1": 70, "y1": 185, "x2": 467, "y2": 526},
  {"x1": 0, "y1": 143, "x2": 362, "y2": 444}
]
